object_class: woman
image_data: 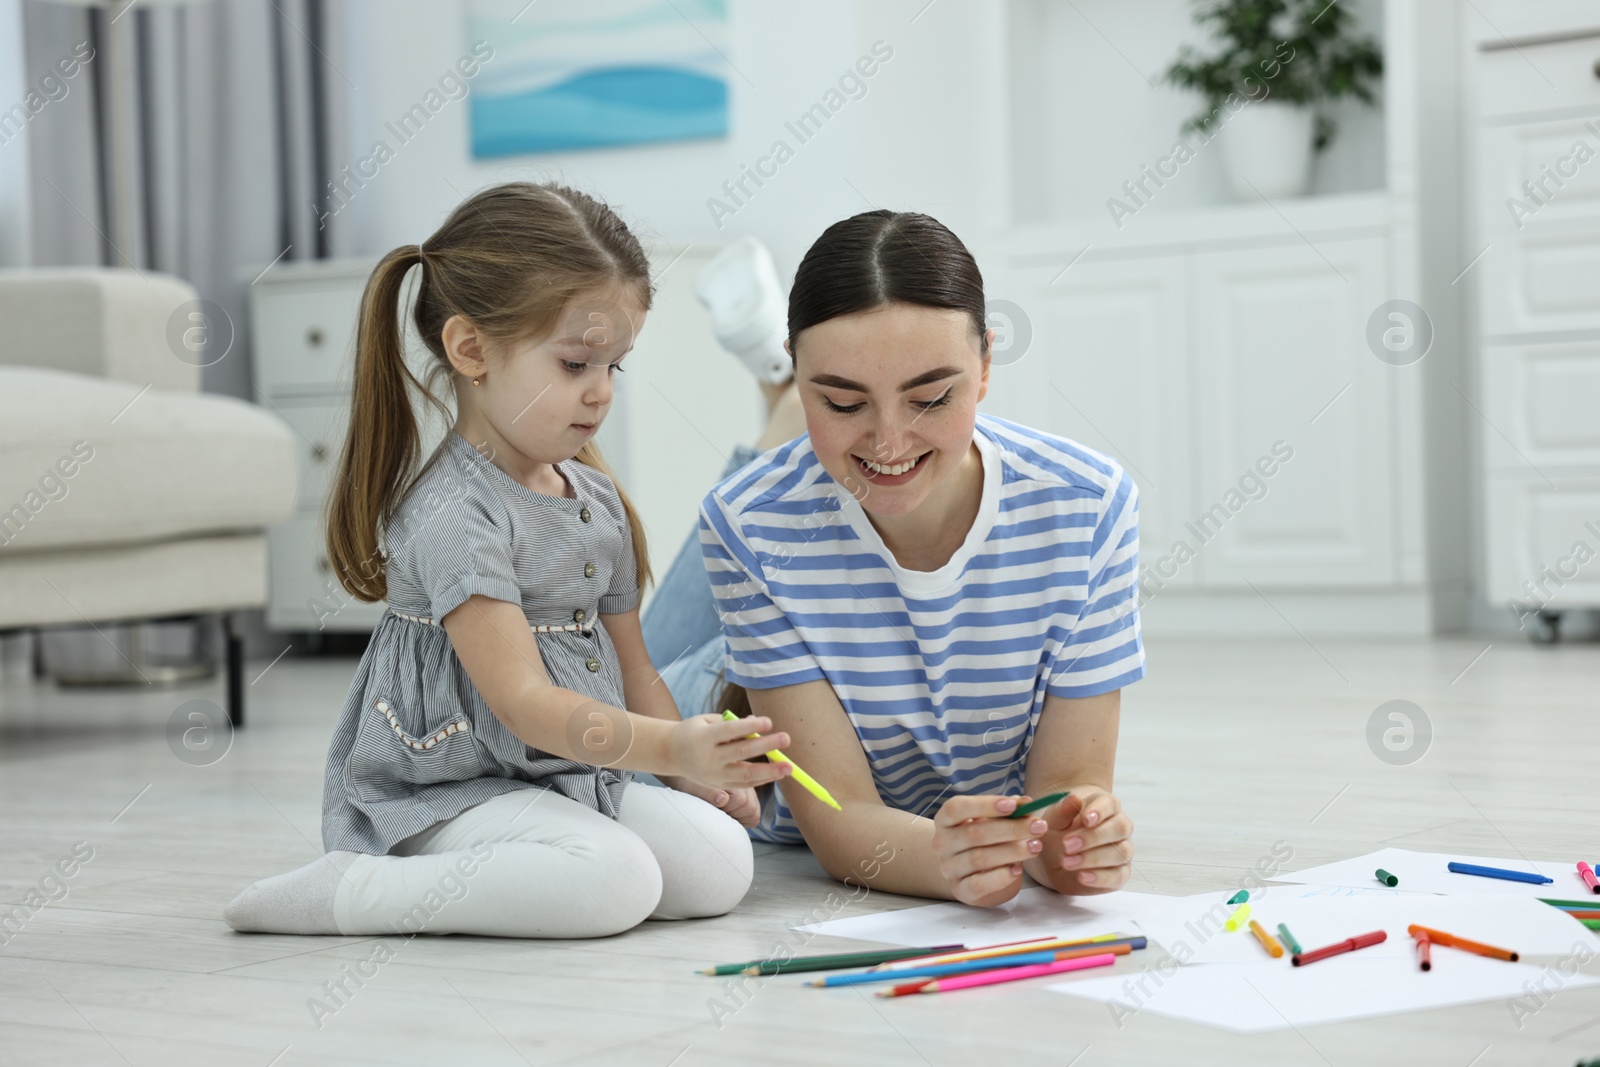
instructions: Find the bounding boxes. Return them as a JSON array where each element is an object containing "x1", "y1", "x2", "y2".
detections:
[{"x1": 647, "y1": 210, "x2": 1142, "y2": 909}]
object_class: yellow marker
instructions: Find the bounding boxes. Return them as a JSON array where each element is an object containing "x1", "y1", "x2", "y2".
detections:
[
  {"x1": 1225, "y1": 902, "x2": 1252, "y2": 932},
  {"x1": 721, "y1": 710, "x2": 841, "y2": 810}
]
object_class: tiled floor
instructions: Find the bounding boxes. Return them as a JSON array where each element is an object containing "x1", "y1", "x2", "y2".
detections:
[{"x1": 2, "y1": 634, "x2": 1598, "y2": 1066}]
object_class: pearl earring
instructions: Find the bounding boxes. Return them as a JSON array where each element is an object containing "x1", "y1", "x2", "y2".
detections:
[{"x1": 471, "y1": 376, "x2": 482, "y2": 387}]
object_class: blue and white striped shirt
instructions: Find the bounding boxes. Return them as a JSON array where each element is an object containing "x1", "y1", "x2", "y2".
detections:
[{"x1": 698, "y1": 413, "x2": 1144, "y2": 844}]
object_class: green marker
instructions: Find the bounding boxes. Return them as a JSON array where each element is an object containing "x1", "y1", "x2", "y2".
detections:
[
  {"x1": 1006, "y1": 790, "x2": 1071, "y2": 819},
  {"x1": 1376, "y1": 868, "x2": 1399, "y2": 887},
  {"x1": 1277, "y1": 923, "x2": 1303, "y2": 955},
  {"x1": 1227, "y1": 890, "x2": 1249, "y2": 905}
]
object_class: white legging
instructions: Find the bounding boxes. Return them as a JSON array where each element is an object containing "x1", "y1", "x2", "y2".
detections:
[{"x1": 332, "y1": 782, "x2": 753, "y2": 938}]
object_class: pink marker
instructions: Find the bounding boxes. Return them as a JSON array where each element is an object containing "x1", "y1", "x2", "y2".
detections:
[
  {"x1": 877, "y1": 951, "x2": 1118, "y2": 996},
  {"x1": 1579, "y1": 861, "x2": 1600, "y2": 894}
]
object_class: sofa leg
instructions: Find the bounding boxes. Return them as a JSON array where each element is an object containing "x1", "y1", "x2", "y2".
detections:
[{"x1": 223, "y1": 613, "x2": 245, "y2": 728}]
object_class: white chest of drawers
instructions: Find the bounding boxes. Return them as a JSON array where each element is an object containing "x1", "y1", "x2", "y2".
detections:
[
  {"x1": 250, "y1": 258, "x2": 446, "y2": 634},
  {"x1": 1471, "y1": 17, "x2": 1600, "y2": 639}
]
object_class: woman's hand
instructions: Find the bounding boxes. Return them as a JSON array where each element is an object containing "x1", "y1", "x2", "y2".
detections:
[
  {"x1": 931, "y1": 795, "x2": 1049, "y2": 907},
  {"x1": 662, "y1": 776, "x2": 763, "y2": 827},
  {"x1": 1028, "y1": 787, "x2": 1134, "y2": 894},
  {"x1": 668, "y1": 714, "x2": 792, "y2": 792}
]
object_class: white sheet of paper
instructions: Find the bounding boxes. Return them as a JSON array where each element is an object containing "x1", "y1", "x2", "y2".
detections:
[
  {"x1": 1130, "y1": 888, "x2": 1600, "y2": 965},
  {"x1": 792, "y1": 888, "x2": 1183, "y2": 947},
  {"x1": 1274, "y1": 847, "x2": 1592, "y2": 898},
  {"x1": 1051, "y1": 952, "x2": 1599, "y2": 1033}
]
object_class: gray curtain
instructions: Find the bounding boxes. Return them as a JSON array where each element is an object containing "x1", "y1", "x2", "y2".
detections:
[{"x1": 20, "y1": 0, "x2": 331, "y2": 403}]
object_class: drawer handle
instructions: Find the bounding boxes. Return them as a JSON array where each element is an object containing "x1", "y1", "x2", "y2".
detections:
[
  {"x1": 310, "y1": 443, "x2": 328, "y2": 462},
  {"x1": 307, "y1": 328, "x2": 324, "y2": 347}
]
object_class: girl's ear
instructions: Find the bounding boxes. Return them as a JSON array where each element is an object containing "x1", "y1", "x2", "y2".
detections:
[{"x1": 442, "y1": 313, "x2": 486, "y2": 378}]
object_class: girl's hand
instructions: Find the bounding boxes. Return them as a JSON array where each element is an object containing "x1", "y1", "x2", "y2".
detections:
[
  {"x1": 931, "y1": 795, "x2": 1048, "y2": 908},
  {"x1": 665, "y1": 777, "x2": 763, "y2": 827},
  {"x1": 668, "y1": 714, "x2": 792, "y2": 792},
  {"x1": 1032, "y1": 787, "x2": 1134, "y2": 893}
]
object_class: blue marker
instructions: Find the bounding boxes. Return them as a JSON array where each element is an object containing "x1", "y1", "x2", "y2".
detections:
[{"x1": 1446, "y1": 861, "x2": 1552, "y2": 885}]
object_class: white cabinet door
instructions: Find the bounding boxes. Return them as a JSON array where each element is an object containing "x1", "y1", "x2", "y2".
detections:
[
  {"x1": 984, "y1": 254, "x2": 1191, "y2": 588},
  {"x1": 1478, "y1": 116, "x2": 1600, "y2": 337},
  {"x1": 1481, "y1": 339, "x2": 1600, "y2": 473},
  {"x1": 1191, "y1": 236, "x2": 1394, "y2": 586},
  {"x1": 1483, "y1": 474, "x2": 1600, "y2": 607}
]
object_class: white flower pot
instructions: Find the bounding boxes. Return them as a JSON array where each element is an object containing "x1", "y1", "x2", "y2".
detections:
[{"x1": 1221, "y1": 101, "x2": 1315, "y2": 200}]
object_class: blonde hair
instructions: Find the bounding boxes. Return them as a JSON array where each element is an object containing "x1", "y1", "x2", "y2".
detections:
[{"x1": 325, "y1": 181, "x2": 655, "y2": 603}]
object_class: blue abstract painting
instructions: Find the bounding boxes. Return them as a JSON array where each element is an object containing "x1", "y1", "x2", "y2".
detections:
[{"x1": 466, "y1": 0, "x2": 729, "y2": 158}]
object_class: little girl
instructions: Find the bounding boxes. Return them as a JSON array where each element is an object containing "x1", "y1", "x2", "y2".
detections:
[{"x1": 224, "y1": 181, "x2": 792, "y2": 939}]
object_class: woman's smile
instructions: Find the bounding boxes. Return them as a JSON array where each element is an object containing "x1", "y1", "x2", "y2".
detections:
[{"x1": 853, "y1": 449, "x2": 931, "y2": 486}]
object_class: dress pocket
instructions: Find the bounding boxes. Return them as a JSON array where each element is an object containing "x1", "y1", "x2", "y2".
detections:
[
  {"x1": 349, "y1": 696, "x2": 487, "y2": 805},
  {"x1": 374, "y1": 698, "x2": 471, "y2": 750}
]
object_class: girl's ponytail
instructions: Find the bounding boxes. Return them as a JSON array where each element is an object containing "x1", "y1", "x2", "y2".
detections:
[{"x1": 324, "y1": 244, "x2": 428, "y2": 603}]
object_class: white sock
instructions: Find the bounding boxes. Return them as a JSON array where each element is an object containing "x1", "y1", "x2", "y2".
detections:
[{"x1": 223, "y1": 851, "x2": 361, "y2": 934}]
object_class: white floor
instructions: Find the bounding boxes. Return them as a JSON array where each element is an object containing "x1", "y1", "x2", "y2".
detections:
[{"x1": 2, "y1": 634, "x2": 1598, "y2": 1066}]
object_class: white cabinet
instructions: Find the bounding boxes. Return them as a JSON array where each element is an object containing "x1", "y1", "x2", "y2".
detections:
[
  {"x1": 1471, "y1": 19, "x2": 1600, "y2": 629},
  {"x1": 989, "y1": 211, "x2": 1403, "y2": 624},
  {"x1": 1192, "y1": 237, "x2": 1393, "y2": 585},
  {"x1": 989, "y1": 256, "x2": 1192, "y2": 586}
]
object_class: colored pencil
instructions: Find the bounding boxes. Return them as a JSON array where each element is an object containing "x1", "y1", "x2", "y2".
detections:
[
  {"x1": 1291, "y1": 929, "x2": 1387, "y2": 966},
  {"x1": 1225, "y1": 902, "x2": 1251, "y2": 931},
  {"x1": 1227, "y1": 889, "x2": 1249, "y2": 905},
  {"x1": 807, "y1": 943, "x2": 1133, "y2": 988},
  {"x1": 721, "y1": 710, "x2": 840, "y2": 810},
  {"x1": 870, "y1": 933, "x2": 1143, "y2": 972},
  {"x1": 1414, "y1": 932, "x2": 1432, "y2": 971},
  {"x1": 1406, "y1": 924, "x2": 1519, "y2": 962},
  {"x1": 1579, "y1": 861, "x2": 1600, "y2": 894},
  {"x1": 876, "y1": 951, "x2": 1118, "y2": 996},
  {"x1": 1248, "y1": 919, "x2": 1283, "y2": 958},
  {"x1": 1447, "y1": 861, "x2": 1552, "y2": 885},
  {"x1": 1276, "y1": 923, "x2": 1303, "y2": 956},
  {"x1": 699, "y1": 943, "x2": 963, "y2": 976},
  {"x1": 1006, "y1": 790, "x2": 1071, "y2": 819},
  {"x1": 1539, "y1": 897, "x2": 1600, "y2": 909}
]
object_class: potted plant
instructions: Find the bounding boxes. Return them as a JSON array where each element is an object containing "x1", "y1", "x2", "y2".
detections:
[{"x1": 1163, "y1": 0, "x2": 1382, "y2": 200}]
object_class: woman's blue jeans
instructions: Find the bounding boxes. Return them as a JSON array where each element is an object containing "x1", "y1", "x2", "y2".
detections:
[{"x1": 635, "y1": 445, "x2": 761, "y2": 783}]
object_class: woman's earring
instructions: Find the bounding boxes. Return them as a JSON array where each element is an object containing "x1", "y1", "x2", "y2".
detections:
[{"x1": 471, "y1": 376, "x2": 482, "y2": 387}]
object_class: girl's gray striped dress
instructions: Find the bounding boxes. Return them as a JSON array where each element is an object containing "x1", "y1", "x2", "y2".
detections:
[{"x1": 321, "y1": 431, "x2": 640, "y2": 855}]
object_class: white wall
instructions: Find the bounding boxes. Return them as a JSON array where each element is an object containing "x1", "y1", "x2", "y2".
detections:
[{"x1": 323, "y1": 0, "x2": 1007, "y2": 287}]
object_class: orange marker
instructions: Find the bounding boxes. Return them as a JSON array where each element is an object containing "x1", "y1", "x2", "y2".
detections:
[
  {"x1": 1248, "y1": 919, "x2": 1283, "y2": 958},
  {"x1": 1406, "y1": 924, "x2": 1519, "y2": 962}
]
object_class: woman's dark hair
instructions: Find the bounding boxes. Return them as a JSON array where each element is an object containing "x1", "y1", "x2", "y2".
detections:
[
  {"x1": 786, "y1": 209, "x2": 989, "y2": 363},
  {"x1": 715, "y1": 210, "x2": 990, "y2": 729},
  {"x1": 325, "y1": 181, "x2": 655, "y2": 603}
]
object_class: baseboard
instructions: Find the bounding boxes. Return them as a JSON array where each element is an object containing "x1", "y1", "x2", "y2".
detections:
[{"x1": 1138, "y1": 588, "x2": 1436, "y2": 637}]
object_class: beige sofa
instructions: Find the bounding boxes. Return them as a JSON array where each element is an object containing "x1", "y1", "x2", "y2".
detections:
[{"x1": 0, "y1": 269, "x2": 297, "y2": 726}]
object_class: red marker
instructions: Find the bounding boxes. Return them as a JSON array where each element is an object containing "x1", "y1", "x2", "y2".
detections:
[
  {"x1": 1414, "y1": 931, "x2": 1432, "y2": 971},
  {"x1": 1291, "y1": 929, "x2": 1387, "y2": 967},
  {"x1": 1579, "y1": 861, "x2": 1600, "y2": 894}
]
